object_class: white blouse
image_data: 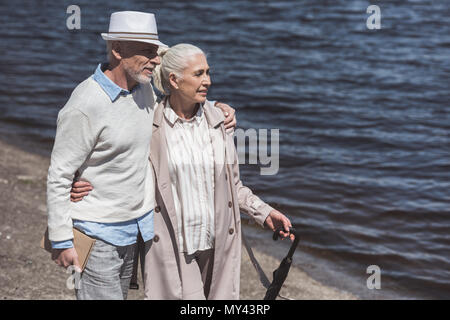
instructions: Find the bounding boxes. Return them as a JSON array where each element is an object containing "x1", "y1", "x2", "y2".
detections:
[{"x1": 163, "y1": 102, "x2": 216, "y2": 254}]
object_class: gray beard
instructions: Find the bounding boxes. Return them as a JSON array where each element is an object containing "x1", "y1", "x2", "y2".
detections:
[{"x1": 124, "y1": 65, "x2": 151, "y2": 84}]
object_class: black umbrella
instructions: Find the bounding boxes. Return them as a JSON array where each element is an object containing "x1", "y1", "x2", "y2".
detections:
[{"x1": 264, "y1": 227, "x2": 300, "y2": 300}]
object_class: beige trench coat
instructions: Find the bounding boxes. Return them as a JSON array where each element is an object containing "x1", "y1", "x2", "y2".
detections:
[{"x1": 143, "y1": 98, "x2": 274, "y2": 300}]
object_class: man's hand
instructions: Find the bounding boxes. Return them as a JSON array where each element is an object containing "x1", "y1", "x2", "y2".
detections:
[
  {"x1": 52, "y1": 247, "x2": 82, "y2": 272},
  {"x1": 215, "y1": 102, "x2": 236, "y2": 129},
  {"x1": 264, "y1": 209, "x2": 295, "y2": 241},
  {"x1": 71, "y1": 180, "x2": 93, "y2": 202}
]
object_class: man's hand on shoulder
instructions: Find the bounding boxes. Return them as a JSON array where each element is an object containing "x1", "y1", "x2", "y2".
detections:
[{"x1": 215, "y1": 101, "x2": 236, "y2": 130}]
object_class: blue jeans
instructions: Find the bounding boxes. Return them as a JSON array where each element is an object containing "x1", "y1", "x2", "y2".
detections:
[{"x1": 75, "y1": 239, "x2": 136, "y2": 300}]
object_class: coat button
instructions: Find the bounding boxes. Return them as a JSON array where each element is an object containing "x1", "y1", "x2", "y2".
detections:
[
  {"x1": 229, "y1": 228, "x2": 234, "y2": 235},
  {"x1": 228, "y1": 201, "x2": 232, "y2": 208},
  {"x1": 225, "y1": 174, "x2": 228, "y2": 180},
  {"x1": 153, "y1": 235, "x2": 160, "y2": 242},
  {"x1": 155, "y1": 206, "x2": 161, "y2": 213}
]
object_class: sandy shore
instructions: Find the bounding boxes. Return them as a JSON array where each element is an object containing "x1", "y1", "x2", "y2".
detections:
[{"x1": 0, "y1": 139, "x2": 357, "y2": 300}]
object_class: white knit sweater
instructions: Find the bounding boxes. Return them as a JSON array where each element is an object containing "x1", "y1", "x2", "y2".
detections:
[{"x1": 47, "y1": 77, "x2": 157, "y2": 242}]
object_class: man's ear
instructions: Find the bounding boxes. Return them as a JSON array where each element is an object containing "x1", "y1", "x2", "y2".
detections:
[
  {"x1": 169, "y1": 73, "x2": 179, "y2": 90},
  {"x1": 111, "y1": 41, "x2": 123, "y2": 61}
]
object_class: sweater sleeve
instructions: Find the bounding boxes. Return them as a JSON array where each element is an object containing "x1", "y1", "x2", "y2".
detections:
[{"x1": 47, "y1": 108, "x2": 96, "y2": 242}]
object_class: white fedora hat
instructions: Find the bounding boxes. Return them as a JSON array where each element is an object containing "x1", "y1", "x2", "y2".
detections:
[{"x1": 101, "y1": 11, "x2": 167, "y2": 47}]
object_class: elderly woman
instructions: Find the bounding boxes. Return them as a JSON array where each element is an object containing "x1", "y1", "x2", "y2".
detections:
[
  {"x1": 142, "y1": 43, "x2": 294, "y2": 300},
  {"x1": 71, "y1": 43, "x2": 294, "y2": 300}
]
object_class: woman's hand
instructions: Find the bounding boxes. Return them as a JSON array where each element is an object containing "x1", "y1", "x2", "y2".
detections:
[
  {"x1": 70, "y1": 180, "x2": 93, "y2": 202},
  {"x1": 264, "y1": 209, "x2": 295, "y2": 241},
  {"x1": 215, "y1": 101, "x2": 236, "y2": 129}
]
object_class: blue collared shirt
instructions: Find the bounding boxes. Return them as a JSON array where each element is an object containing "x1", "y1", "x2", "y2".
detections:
[
  {"x1": 51, "y1": 63, "x2": 154, "y2": 249},
  {"x1": 92, "y1": 63, "x2": 138, "y2": 100}
]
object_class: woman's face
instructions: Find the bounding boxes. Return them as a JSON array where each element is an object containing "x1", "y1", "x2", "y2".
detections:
[{"x1": 175, "y1": 53, "x2": 211, "y2": 105}]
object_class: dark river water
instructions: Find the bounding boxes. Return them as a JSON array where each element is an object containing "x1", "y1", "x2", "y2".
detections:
[{"x1": 1, "y1": 0, "x2": 449, "y2": 299}]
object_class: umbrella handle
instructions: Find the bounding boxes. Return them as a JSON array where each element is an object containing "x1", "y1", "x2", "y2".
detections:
[
  {"x1": 273, "y1": 227, "x2": 300, "y2": 259},
  {"x1": 272, "y1": 227, "x2": 297, "y2": 241}
]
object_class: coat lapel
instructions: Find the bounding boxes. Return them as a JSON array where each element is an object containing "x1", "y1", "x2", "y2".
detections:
[
  {"x1": 150, "y1": 98, "x2": 179, "y2": 236},
  {"x1": 203, "y1": 101, "x2": 239, "y2": 296},
  {"x1": 203, "y1": 100, "x2": 226, "y2": 182}
]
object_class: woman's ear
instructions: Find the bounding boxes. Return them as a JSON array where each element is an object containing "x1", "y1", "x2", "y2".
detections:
[{"x1": 169, "y1": 73, "x2": 179, "y2": 90}]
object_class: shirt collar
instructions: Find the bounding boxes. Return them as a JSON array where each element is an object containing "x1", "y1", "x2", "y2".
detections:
[
  {"x1": 92, "y1": 63, "x2": 138, "y2": 101},
  {"x1": 163, "y1": 99, "x2": 204, "y2": 126}
]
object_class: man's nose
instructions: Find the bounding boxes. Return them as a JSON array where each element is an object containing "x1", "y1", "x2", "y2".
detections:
[{"x1": 151, "y1": 54, "x2": 161, "y2": 65}]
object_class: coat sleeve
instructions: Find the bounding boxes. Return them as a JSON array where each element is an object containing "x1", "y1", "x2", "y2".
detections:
[{"x1": 226, "y1": 130, "x2": 274, "y2": 227}]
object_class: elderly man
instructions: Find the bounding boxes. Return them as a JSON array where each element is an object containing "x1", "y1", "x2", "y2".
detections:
[{"x1": 46, "y1": 11, "x2": 235, "y2": 300}]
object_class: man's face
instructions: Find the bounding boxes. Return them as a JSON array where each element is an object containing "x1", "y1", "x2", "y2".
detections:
[{"x1": 119, "y1": 41, "x2": 161, "y2": 84}]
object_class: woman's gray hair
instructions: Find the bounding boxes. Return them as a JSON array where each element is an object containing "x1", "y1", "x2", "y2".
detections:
[{"x1": 152, "y1": 43, "x2": 205, "y2": 95}]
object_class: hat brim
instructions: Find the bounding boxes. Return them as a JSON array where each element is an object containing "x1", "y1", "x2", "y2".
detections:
[{"x1": 101, "y1": 33, "x2": 168, "y2": 47}]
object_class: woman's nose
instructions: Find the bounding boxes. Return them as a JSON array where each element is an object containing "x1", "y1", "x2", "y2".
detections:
[{"x1": 203, "y1": 75, "x2": 211, "y2": 86}]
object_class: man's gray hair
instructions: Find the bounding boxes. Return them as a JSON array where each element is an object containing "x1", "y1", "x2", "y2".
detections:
[{"x1": 152, "y1": 43, "x2": 205, "y2": 95}]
